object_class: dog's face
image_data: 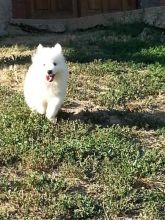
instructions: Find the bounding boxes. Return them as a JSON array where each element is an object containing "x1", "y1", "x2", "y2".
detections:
[{"x1": 32, "y1": 43, "x2": 66, "y2": 82}]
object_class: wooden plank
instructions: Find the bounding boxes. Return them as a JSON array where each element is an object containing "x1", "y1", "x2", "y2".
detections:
[
  {"x1": 109, "y1": 0, "x2": 123, "y2": 11},
  {"x1": 12, "y1": 0, "x2": 29, "y2": 18},
  {"x1": 102, "y1": 0, "x2": 109, "y2": 13},
  {"x1": 34, "y1": 0, "x2": 50, "y2": 10},
  {"x1": 79, "y1": 0, "x2": 103, "y2": 16},
  {"x1": 25, "y1": 0, "x2": 32, "y2": 18},
  {"x1": 160, "y1": 0, "x2": 165, "y2": 5},
  {"x1": 72, "y1": 0, "x2": 78, "y2": 17},
  {"x1": 88, "y1": 0, "x2": 102, "y2": 10},
  {"x1": 30, "y1": 0, "x2": 34, "y2": 16},
  {"x1": 56, "y1": 0, "x2": 72, "y2": 11},
  {"x1": 55, "y1": 0, "x2": 74, "y2": 18},
  {"x1": 79, "y1": 0, "x2": 87, "y2": 17},
  {"x1": 13, "y1": 0, "x2": 138, "y2": 19},
  {"x1": 122, "y1": 0, "x2": 137, "y2": 11},
  {"x1": 50, "y1": 0, "x2": 57, "y2": 13}
]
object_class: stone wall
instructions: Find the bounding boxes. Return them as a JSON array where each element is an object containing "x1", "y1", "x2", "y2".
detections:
[
  {"x1": 144, "y1": 6, "x2": 165, "y2": 29},
  {"x1": 141, "y1": 0, "x2": 160, "y2": 7},
  {"x1": 0, "y1": 0, "x2": 11, "y2": 35}
]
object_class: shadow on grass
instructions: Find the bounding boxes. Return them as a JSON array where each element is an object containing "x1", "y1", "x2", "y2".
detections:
[
  {"x1": 0, "y1": 55, "x2": 31, "y2": 68},
  {"x1": 1, "y1": 40, "x2": 164, "y2": 69},
  {"x1": 59, "y1": 108, "x2": 165, "y2": 130},
  {"x1": 66, "y1": 40, "x2": 165, "y2": 65},
  {"x1": 0, "y1": 23, "x2": 165, "y2": 68},
  {"x1": 1, "y1": 86, "x2": 164, "y2": 132}
]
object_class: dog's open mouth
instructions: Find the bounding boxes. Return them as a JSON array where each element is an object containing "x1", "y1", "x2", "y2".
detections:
[{"x1": 46, "y1": 74, "x2": 55, "y2": 82}]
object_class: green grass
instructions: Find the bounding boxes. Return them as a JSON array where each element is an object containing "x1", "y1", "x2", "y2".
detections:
[{"x1": 0, "y1": 23, "x2": 165, "y2": 219}]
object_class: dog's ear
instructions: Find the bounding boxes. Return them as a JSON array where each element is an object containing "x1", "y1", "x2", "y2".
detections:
[
  {"x1": 54, "y1": 43, "x2": 62, "y2": 54},
  {"x1": 37, "y1": 44, "x2": 43, "y2": 52},
  {"x1": 32, "y1": 44, "x2": 43, "y2": 62}
]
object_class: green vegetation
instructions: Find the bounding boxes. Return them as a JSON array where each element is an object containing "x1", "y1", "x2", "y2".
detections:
[{"x1": 0, "y1": 23, "x2": 165, "y2": 219}]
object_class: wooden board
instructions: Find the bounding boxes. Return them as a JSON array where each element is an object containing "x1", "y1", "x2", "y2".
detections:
[{"x1": 12, "y1": 0, "x2": 138, "y2": 19}]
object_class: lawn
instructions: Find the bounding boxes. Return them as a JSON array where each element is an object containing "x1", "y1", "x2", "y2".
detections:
[{"x1": 0, "y1": 23, "x2": 165, "y2": 219}]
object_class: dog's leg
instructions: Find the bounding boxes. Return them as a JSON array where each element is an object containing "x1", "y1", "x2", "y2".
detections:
[
  {"x1": 46, "y1": 97, "x2": 61, "y2": 123},
  {"x1": 35, "y1": 101, "x2": 47, "y2": 115}
]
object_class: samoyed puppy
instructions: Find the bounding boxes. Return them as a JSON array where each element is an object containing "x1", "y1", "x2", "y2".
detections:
[{"x1": 24, "y1": 43, "x2": 68, "y2": 123}]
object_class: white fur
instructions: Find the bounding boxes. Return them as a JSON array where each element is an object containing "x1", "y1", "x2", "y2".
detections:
[{"x1": 24, "y1": 43, "x2": 68, "y2": 123}]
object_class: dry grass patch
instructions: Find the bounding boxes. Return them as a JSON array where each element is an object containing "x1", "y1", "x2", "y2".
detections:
[{"x1": 0, "y1": 64, "x2": 26, "y2": 91}]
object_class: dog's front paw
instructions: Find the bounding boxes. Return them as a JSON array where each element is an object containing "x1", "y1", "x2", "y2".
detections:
[
  {"x1": 46, "y1": 115, "x2": 57, "y2": 124},
  {"x1": 37, "y1": 109, "x2": 46, "y2": 115},
  {"x1": 36, "y1": 106, "x2": 46, "y2": 115}
]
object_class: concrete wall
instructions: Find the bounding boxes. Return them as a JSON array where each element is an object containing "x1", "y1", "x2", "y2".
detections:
[
  {"x1": 0, "y1": 0, "x2": 11, "y2": 35},
  {"x1": 141, "y1": 0, "x2": 160, "y2": 7}
]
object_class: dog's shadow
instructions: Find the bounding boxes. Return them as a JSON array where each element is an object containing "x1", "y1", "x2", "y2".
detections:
[{"x1": 59, "y1": 103, "x2": 165, "y2": 130}]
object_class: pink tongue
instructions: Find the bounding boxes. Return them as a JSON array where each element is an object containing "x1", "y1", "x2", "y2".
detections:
[{"x1": 46, "y1": 75, "x2": 54, "y2": 82}]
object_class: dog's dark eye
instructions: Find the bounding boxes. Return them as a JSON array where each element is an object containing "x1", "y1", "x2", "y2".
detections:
[{"x1": 53, "y1": 62, "x2": 57, "y2": 66}]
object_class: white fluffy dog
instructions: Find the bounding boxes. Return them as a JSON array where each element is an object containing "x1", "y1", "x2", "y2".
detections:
[{"x1": 24, "y1": 43, "x2": 68, "y2": 123}]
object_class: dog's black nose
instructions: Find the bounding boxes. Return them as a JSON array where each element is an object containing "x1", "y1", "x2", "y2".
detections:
[{"x1": 47, "y1": 70, "x2": 53, "y2": 75}]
